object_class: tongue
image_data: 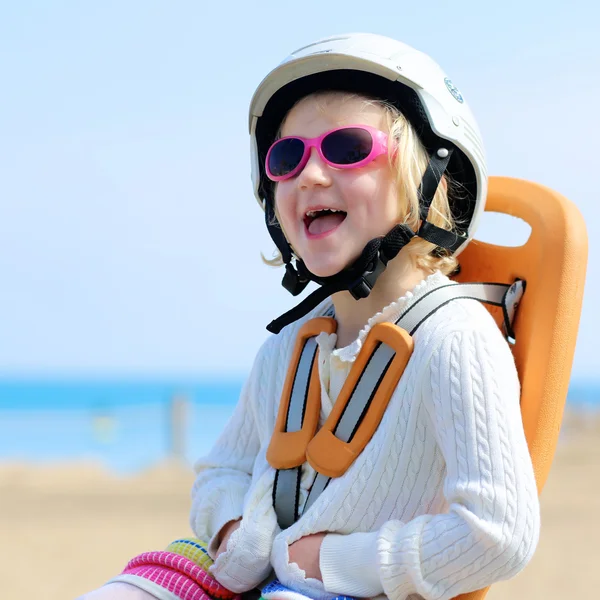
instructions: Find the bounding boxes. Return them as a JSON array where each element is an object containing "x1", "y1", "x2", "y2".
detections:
[{"x1": 308, "y1": 213, "x2": 346, "y2": 235}]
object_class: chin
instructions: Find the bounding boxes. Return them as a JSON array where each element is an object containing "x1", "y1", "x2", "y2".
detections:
[
  {"x1": 301, "y1": 254, "x2": 356, "y2": 279},
  {"x1": 308, "y1": 266, "x2": 341, "y2": 278}
]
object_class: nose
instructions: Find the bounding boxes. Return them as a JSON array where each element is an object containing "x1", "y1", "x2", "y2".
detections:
[{"x1": 297, "y1": 148, "x2": 332, "y2": 190}]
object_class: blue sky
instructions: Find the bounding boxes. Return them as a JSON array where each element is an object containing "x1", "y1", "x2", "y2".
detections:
[{"x1": 0, "y1": 1, "x2": 598, "y2": 379}]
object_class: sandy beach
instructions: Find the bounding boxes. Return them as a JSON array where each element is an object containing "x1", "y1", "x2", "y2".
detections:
[{"x1": 2, "y1": 409, "x2": 599, "y2": 600}]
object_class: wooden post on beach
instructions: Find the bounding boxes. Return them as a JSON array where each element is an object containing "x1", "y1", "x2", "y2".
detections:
[{"x1": 168, "y1": 393, "x2": 189, "y2": 463}]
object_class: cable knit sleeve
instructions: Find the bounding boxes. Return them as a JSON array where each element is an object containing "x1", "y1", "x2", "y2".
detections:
[
  {"x1": 189, "y1": 336, "x2": 271, "y2": 557},
  {"x1": 321, "y1": 323, "x2": 541, "y2": 600},
  {"x1": 379, "y1": 326, "x2": 540, "y2": 600}
]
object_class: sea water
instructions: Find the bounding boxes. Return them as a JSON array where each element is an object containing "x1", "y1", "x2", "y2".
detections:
[{"x1": 0, "y1": 378, "x2": 598, "y2": 474}]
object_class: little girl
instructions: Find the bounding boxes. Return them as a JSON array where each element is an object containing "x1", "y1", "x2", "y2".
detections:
[{"x1": 85, "y1": 33, "x2": 540, "y2": 600}]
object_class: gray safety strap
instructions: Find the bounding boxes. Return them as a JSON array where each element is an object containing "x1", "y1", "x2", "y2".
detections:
[
  {"x1": 288, "y1": 337, "x2": 319, "y2": 429},
  {"x1": 335, "y1": 343, "x2": 396, "y2": 439},
  {"x1": 272, "y1": 336, "x2": 319, "y2": 530},
  {"x1": 397, "y1": 281, "x2": 525, "y2": 340},
  {"x1": 275, "y1": 280, "x2": 526, "y2": 526},
  {"x1": 273, "y1": 468, "x2": 302, "y2": 530}
]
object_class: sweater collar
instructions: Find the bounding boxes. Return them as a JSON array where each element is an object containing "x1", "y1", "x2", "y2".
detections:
[{"x1": 317, "y1": 270, "x2": 451, "y2": 363}]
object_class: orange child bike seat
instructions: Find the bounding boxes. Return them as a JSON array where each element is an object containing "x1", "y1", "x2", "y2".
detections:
[{"x1": 453, "y1": 176, "x2": 587, "y2": 600}]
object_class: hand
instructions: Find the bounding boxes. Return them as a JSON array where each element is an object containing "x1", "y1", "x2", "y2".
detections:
[
  {"x1": 288, "y1": 533, "x2": 327, "y2": 581},
  {"x1": 215, "y1": 518, "x2": 242, "y2": 558}
]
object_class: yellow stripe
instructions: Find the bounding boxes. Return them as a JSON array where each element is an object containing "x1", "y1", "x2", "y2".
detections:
[{"x1": 165, "y1": 538, "x2": 214, "y2": 571}]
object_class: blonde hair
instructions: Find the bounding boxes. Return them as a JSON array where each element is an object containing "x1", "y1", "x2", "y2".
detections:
[{"x1": 261, "y1": 91, "x2": 464, "y2": 276}]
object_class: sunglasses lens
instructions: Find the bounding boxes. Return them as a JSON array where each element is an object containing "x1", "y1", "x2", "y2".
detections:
[
  {"x1": 322, "y1": 128, "x2": 374, "y2": 165},
  {"x1": 268, "y1": 138, "x2": 305, "y2": 177}
]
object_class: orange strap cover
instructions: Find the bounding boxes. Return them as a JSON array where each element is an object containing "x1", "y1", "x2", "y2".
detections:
[
  {"x1": 266, "y1": 317, "x2": 336, "y2": 470},
  {"x1": 306, "y1": 322, "x2": 414, "y2": 478}
]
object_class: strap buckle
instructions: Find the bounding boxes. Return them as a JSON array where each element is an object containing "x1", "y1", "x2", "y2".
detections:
[
  {"x1": 502, "y1": 279, "x2": 526, "y2": 344},
  {"x1": 282, "y1": 263, "x2": 310, "y2": 296},
  {"x1": 348, "y1": 253, "x2": 387, "y2": 300}
]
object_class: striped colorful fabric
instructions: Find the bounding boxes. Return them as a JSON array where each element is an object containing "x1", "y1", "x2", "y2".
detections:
[
  {"x1": 261, "y1": 579, "x2": 357, "y2": 600},
  {"x1": 165, "y1": 538, "x2": 213, "y2": 571},
  {"x1": 123, "y1": 551, "x2": 239, "y2": 600},
  {"x1": 106, "y1": 573, "x2": 187, "y2": 600},
  {"x1": 124, "y1": 565, "x2": 212, "y2": 600}
]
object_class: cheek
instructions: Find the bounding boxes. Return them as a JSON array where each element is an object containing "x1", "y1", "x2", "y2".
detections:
[
  {"x1": 274, "y1": 187, "x2": 296, "y2": 231},
  {"x1": 344, "y1": 173, "x2": 400, "y2": 221},
  {"x1": 381, "y1": 184, "x2": 403, "y2": 221}
]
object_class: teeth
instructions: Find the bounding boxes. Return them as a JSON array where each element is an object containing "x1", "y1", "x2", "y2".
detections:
[{"x1": 305, "y1": 208, "x2": 342, "y2": 218}]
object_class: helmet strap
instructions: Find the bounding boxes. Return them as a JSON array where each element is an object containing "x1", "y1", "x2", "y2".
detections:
[
  {"x1": 266, "y1": 224, "x2": 415, "y2": 334},
  {"x1": 264, "y1": 201, "x2": 311, "y2": 296},
  {"x1": 416, "y1": 147, "x2": 466, "y2": 252}
]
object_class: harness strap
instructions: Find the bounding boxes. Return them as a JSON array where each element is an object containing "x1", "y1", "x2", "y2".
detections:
[
  {"x1": 303, "y1": 340, "x2": 398, "y2": 516},
  {"x1": 271, "y1": 280, "x2": 525, "y2": 529},
  {"x1": 271, "y1": 337, "x2": 318, "y2": 527},
  {"x1": 398, "y1": 280, "x2": 525, "y2": 340}
]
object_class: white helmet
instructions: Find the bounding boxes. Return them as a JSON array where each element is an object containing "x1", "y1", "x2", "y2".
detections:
[
  {"x1": 249, "y1": 32, "x2": 487, "y2": 256},
  {"x1": 249, "y1": 33, "x2": 488, "y2": 333}
]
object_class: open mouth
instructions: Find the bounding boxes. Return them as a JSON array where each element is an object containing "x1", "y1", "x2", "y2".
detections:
[{"x1": 303, "y1": 208, "x2": 347, "y2": 237}]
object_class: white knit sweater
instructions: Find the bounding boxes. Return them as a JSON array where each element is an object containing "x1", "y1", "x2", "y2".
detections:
[{"x1": 190, "y1": 272, "x2": 540, "y2": 600}]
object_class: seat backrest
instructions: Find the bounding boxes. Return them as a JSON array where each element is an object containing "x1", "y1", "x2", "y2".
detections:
[{"x1": 451, "y1": 176, "x2": 588, "y2": 600}]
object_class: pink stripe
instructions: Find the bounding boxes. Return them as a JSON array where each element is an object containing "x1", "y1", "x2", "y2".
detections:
[
  {"x1": 123, "y1": 552, "x2": 240, "y2": 600},
  {"x1": 125, "y1": 565, "x2": 210, "y2": 600}
]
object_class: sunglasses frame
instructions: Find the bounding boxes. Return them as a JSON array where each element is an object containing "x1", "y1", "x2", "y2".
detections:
[{"x1": 265, "y1": 124, "x2": 390, "y2": 182}]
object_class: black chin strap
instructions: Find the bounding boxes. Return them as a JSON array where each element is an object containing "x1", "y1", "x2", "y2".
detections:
[
  {"x1": 265, "y1": 147, "x2": 456, "y2": 334},
  {"x1": 267, "y1": 225, "x2": 415, "y2": 334},
  {"x1": 417, "y1": 148, "x2": 465, "y2": 252}
]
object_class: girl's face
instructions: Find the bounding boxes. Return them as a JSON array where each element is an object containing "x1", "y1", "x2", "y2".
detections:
[{"x1": 274, "y1": 94, "x2": 402, "y2": 278}]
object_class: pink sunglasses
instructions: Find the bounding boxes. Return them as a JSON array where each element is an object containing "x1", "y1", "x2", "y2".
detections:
[{"x1": 265, "y1": 125, "x2": 389, "y2": 182}]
